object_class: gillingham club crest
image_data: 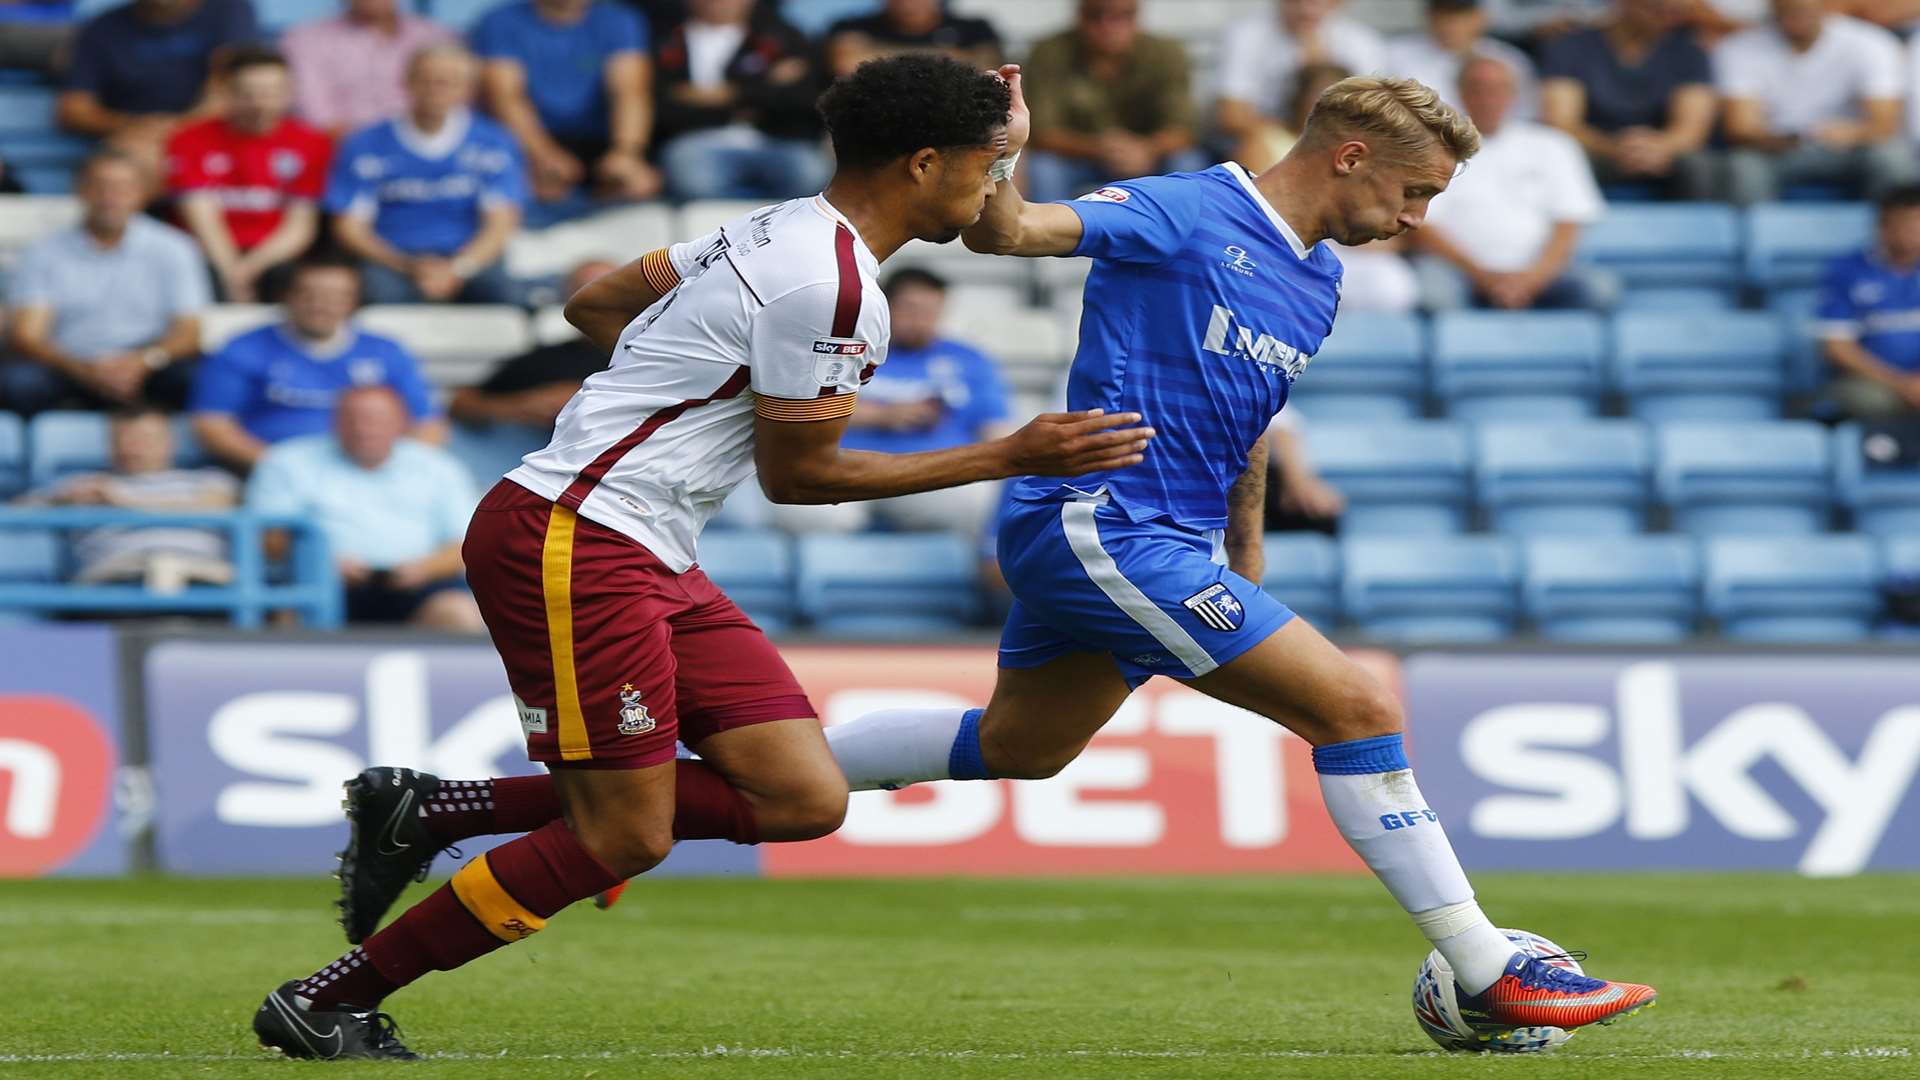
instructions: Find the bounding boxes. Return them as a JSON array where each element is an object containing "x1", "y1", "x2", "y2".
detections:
[
  {"x1": 617, "y1": 683, "x2": 655, "y2": 736},
  {"x1": 1182, "y1": 583, "x2": 1245, "y2": 632}
]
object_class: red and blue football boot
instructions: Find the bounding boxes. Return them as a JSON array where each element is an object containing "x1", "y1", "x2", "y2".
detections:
[{"x1": 1456, "y1": 953, "x2": 1658, "y2": 1035}]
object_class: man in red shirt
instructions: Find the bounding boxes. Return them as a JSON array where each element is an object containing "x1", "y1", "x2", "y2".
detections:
[{"x1": 167, "y1": 46, "x2": 332, "y2": 302}]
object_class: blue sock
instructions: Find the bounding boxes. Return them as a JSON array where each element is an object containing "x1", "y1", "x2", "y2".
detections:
[{"x1": 946, "y1": 709, "x2": 989, "y2": 780}]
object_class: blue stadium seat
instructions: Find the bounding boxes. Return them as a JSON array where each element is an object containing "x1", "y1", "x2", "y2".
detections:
[
  {"x1": 1765, "y1": 287, "x2": 1828, "y2": 394},
  {"x1": 426, "y1": 0, "x2": 508, "y2": 29},
  {"x1": 1431, "y1": 312, "x2": 1606, "y2": 421},
  {"x1": 0, "y1": 85, "x2": 57, "y2": 136},
  {"x1": 1522, "y1": 536, "x2": 1699, "y2": 642},
  {"x1": 782, "y1": 0, "x2": 881, "y2": 36},
  {"x1": 1578, "y1": 203, "x2": 1741, "y2": 298},
  {"x1": 795, "y1": 533, "x2": 981, "y2": 637},
  {"x1": 0, "y1": 131, "x2": 95, "y2": 170},
  {"x1": 1704, "y1": 535, "x2": 1880, "y2": 641},
  {"x1": 26, "y1": 411, "x2": 109, "y2": 487},
  {"x1": 1832, "y1": 423, "x2": 1920, "y2": 538},
  {"x1": 1304, "y1": 421, "x2": 1470, "y2": 534},
  {"x1": 1260, "y1": 533, "x2": 1340, "y2": 629},
  {"x1": 1879, "y1": 536, "x2": 1920, "y2": 638},
  {"x1": 1474, "y1": 421, "x2": 1651, "y2": 535},
  {"x1": 1611, "y1": 311, "x2": 1788, "y2": 421},
  {"x1": 694, "y1": 529, "x2": 795, "y2": 633},
  {"x1": 1341, "y1": 536, "x2": 1520, "y2": 642},
  {"x1": 1285, "y1": 312, "x2": 1425, "y2": 419},
  {"x1": 1744, "y1": 202, "x2": 1873, "y2": 291},
  {"x1": 0, "y1": 413, "x2": 24, "y2": 500},
  {"x1": 1654, "y1": 421, "x2": 1833, "y2": 536},
  {"x1": 0, "y1": 530, "x2": 60, "y2": 584},
  {"x1": 1614, "y1": 287, "x2": 1738, "y2": 313},
  {"x1": 253, "y1": 0, "x2": 338, "y2": 28},
  {"x1": 14, "y1": 164, "x2": 77, "y2": 194},
  {"x1": 447, "y1": 421, "x2": 548, "y2": 494}
]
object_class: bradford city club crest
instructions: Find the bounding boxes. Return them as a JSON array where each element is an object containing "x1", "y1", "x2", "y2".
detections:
[{"x1": 617, "y1": 683, "x2": 655, "y2": 735}]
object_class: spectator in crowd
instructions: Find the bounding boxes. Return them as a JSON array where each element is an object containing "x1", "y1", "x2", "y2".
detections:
[
  {"x1": 473, "y1": 0, "x2": 660, "y2": 215},
  {"x1": 1214, "y1": 0, "x2": 1385, "y2": 151},
  {"x1": 1815, "y1": 185, "x2": 1920, "y2": 418},
  {"x1": 247, "y1": 385, "x2": 483, "y2": 630},
  {"x1": 1233, "y1": 60, "x2": 1347, "y2": 171},
  {"x1": 282, "y1": 0, "x2": 455, "y2": 137},
  {"x1": 58, "y1": 0, "x2": 261, "y2": 176},
  {"x1": 1385, "y1": 0, "x2": 1536, "y2": 117},
  {"x1": 324, "y1": 44, "x2": 526, "y2": 305},
  {"x1": 166, "y1": 47, "x2": 332, "y2": 303},
  {"x1": 826, "y1": 0, "x2": 1001, "y2": 79},
  {"x1": 190, "y1": 256, "x2": 444, "y2": 471},
  {"x1": 1019, "y1": 0, "x2": 1204, "y2": 203},
  {"x1": 0, "y1": 0, "x2": 73, "y2": 76},
  {"x1": 1264, "y1": 410, "x2": 1345, "y2": 535},
  {"x1": 1715, "y1": 0, "x2": 1915, "y2": 204},
  {"x1": 13, "y1": 406, "x2": 239, "y2": 590},
  {"x1": 449, "y1": 260, "x2": 613, "y2": 429},
  {"x1": 1410, "y1": 56, "x2": 1616, "y2": 311},
  {"x1": 3, "y1": 151, "x2": 209, "y2": 414},
  {"x1": 1539, "y1": 0, "x2": 1716, "y2": 198},
  {"x1": 651, "y1": 0, "x2": 830, "y2": 202},
  {"x1": 769, "y1": 269, "x2": 1012, "y2": 536}
]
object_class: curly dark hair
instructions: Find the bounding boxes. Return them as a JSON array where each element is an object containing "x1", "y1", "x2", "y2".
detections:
[{"x1": 817, "y1": 54, "x2": 1012, "y2": 170}]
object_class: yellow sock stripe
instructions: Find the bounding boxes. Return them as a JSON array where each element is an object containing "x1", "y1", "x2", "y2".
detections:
[
  {"x1": 640, "y1": 249, "x2": 680, "y2": 295},
  {"x1": 541, "y1": 505, "x2": 591, "y2": 761},
  {"x1": 450, "y1": 853, "x2": 547, "y2": 942}
]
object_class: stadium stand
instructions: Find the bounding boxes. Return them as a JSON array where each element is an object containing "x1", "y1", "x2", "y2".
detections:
[
  {"x1": 1473, "y1": 421, "x2": 1651, "y2": 536},
  {"x1": 1743, "y1": 202, "x2": 1875, "y2": 291},
  {"x1": 795, "y1": 532, "x2": 983, "y2": 638},
  {"x1": 1522, "y1": 536, "x2": 1701, "y2": 643},
  {"x1": 1832, "y1": 422, "x2": 1920, "y2": 539},
  {"x1": 26, "y1": 411, "x2": 209, "y2": 486},
  {"x1": 1611, "y1": 311, "x2": 1788, "y2": 421},
  {"x1": 1260, "y1": 533, "x2": 1340, "y2": 630},
  {"x1": 1654, "y1": 421, "x2": 1833, "y2": 537},
  {"x1": 1288, "y1": 312, "x2": 1426, "y2": 420},
  {"x1": 0, "y1": 412, "x2": 23, "y2": 499},
  {"x1": 1340, "y1": 535, "x2": 1520, "y2": 643},
  {"x1": 695, "y1": 528, "x2": 798, "y2": 634},
  {"x1": 1430, "y1": 311, "x2": 1608, "y2": 421},
  {"x1": 1577, "y1": 203, "x2": 1743, "y2": 305},
  {"x1": 1703, "y1": 535, "x2": 1882, "y2": 642},
  {"x1": 1305, "y1": 421, "x2": 1472, "y2": 535}
]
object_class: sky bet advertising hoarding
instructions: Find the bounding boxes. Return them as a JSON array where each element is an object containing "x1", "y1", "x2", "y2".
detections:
[
  {"x1": 0, "y1": 626, "x2": 127, "y2": 877},
  {"x1": 5, "y1": 637, "x2": 1915, "y2": 878}
]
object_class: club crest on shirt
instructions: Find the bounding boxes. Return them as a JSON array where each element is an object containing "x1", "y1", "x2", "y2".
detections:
[
  {"x1": 617, "y1": 683, "x2": 655, "y2": 736},
  {"x1": 1081, "y1": 187, "x2": 1131, "y2": 204},
  {"x1": 1182, "y1": 583, "x2": 1244, "y2": 632}
]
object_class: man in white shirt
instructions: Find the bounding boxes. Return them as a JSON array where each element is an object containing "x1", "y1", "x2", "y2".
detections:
[
  {"x1": 1385, "y1": 0, "x2": 1537, "y2": 118},
  {"x1": 1715, "y1": 0, "x2": 1916, "y2": 204},
  {"x1": 1411, "y1": 55, "x2": 1615, "y2": 311},
  {"x1": 1214, "y1": 0, "x2": 1386, "y2": 148}
]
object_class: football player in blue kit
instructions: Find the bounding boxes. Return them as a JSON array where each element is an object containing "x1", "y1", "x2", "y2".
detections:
[{"x1": 826, "y1": 68, "x2": 1660, "y2": 1038}]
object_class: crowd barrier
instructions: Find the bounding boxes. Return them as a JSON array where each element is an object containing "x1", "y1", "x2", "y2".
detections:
[{"x1": 4, "y1": 625, "x2": 1917, "y2": 878}]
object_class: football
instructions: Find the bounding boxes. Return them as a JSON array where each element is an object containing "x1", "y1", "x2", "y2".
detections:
[{"x1": 1412, "y1": 929, "x2": 1585, "y2": 1053}]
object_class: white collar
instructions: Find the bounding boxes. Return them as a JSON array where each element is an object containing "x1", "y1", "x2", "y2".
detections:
[
  {"x1": 394, "y1": 107, "x2": 472, "y2": 160},
  {"x1": 1223, "y1": 161, "x2": 1312, "y2": 260}
]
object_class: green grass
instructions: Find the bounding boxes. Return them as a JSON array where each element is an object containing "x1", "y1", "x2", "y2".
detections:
[{"x1": 2, "y1": 874, "x2": 1916, "y2": 1079}]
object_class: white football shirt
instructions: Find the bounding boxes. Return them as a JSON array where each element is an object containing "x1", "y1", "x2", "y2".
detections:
[{"x1": 508, "y1": 196, "x2": 889, "y2": 571}]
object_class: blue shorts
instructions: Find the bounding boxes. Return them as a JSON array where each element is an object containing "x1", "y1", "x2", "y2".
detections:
[{"x1": 996, "y1": 492, "x2": 1294, "y2": 688}]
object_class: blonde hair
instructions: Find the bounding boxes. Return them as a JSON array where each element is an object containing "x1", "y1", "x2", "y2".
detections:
[{"x1": 1299, "y1": 75, "x2": 1480, "y2": 164}]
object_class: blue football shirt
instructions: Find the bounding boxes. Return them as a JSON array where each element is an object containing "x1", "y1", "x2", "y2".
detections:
[
  {"x1": 1815, "y1": 249, "x2": 1920, "y2": 374},
  {"x1": 191, "y1": 324, "x2": 438, "y2": 444},
  {"x1": 470, "y1": 0, "x2": 647, "y2": 141},
  {"x1": 1011, "y1": 164, "x2": 1344, "y2": 531},
  {"x1": 841, "y1": 337, "x2": 1011, "y2": 455},
  {"x1": 323, "y1": 111, "x2": 528, "y2": 256}
]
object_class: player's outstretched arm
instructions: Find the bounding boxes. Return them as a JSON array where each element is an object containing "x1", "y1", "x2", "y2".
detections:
[
  {"x1": 962, "y1": 67, "x2": 1086, "y2": 258},
  {"x1": 563, "y1": 249, "x2": 679, "y2": 355},
  {"x1": 754, "y1": 408, "x2": 1152, "y2": 505}
]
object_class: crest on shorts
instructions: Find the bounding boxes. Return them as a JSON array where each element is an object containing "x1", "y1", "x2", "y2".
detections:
[
  {"x1": 1182, "y1": 583, "x2": 1244, "y2": 632},
  {"x1": 617, "y1": 683, "x2": 655, "y2": 736}
]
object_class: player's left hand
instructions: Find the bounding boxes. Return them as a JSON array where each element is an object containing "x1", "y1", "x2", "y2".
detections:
[
  {"x1": 992, "y1": 64, "x2": 1029, "y2": 157},
  {"x1": 1003, "y1": 408, "x2": 1154, "y2": 477}
]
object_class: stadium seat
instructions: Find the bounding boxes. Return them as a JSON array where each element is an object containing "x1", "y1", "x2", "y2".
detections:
[
  {"x1": 1703, "y1": 535, "x2": 1880, "y2": 641},
  {"x1": 253, "y1": 0, "x2": 337, "y2": 28},
  {"x1": 1611, "y1": 311, "x2": 1788, "y2": 421},
  {"x1": 957, "y1": 304, "x2": 1063, "y2": 368},
  {"x1": 1431, "y1": 311, "x2": 1606, "y2": 421},
  {"x1": 446, "y1": 421, "x2": 547, "y2": 494},
  {"x1": 795, "y1": 533, "x2": 982, "y2": 637},
  {"x1": 505, "y1": 204, "x2": 675, "y2": 281},
  {"x1": 1744, "y1": 202, "x2": 1873, "y2": 291},
  {"x1": 1878, "y1": 536, "x2": 1920, "y2": 638},
  {"x1": 529, "y1": 305, "x2": 573, "y2": 346},
  {"x1": 1578, "y1": 203, "x2": 1741, "y2": 299},
  {"x1": 0, "y1": 195, "x2": 81, "y2": 265},
  {"x1": 694, "y1": 529, "x2": 796, "y2": 633},
  {"x1": 782, "y1": 0, "x2": 879, "y2": 36},
  {"x1": 1832, "y1": 423, "x2": 1920, "y2": 538},
  {"x1": 354, "y1": 305, "x2": 532, "y2": 386},
  {"x1": 676, "y1": 199, "x2": 768, "y2": 241},
  {"x1": 198, "y1": 303, "x2": 278, "y2": 352},
  {"x1": 1655, "y1": 421, "x2": 1833, "y2": 536},
  {"x1": 1765, "y1": 287, "x2": 1828, "y2": 394},
  {"x1": 1304, "y1": 421, "x2": 1471, "y2": 534},
  {"x1": 425, "y1": 0, "x2": 505, "y2": 28},
  {"x1": 942, "y1": 284, "x2": 1028, "y2": 329},
  {"x1": 1614, "y1": 287, "x2": 1738, "y2": 313},
  {"x1": 0, "y1": 529, "x2": 60, "y2": 584},
  {"x1": 26, "y1": 411, "x2": 108, "y2": 487},
  {"x1": 0, "y1": 413, "x2": 23, "y2": 500},
  {"x1": 1474, "y1": 421, "x2": 1652, "y2": 535},
  {"x1": 1260, "y1": 533, "x2": 1340, "y2": 629},
  {"x1": 1285, "y1": 311, "x2": 1425, "y2": 419},
  {"x1": 1341, "y1": 536, "x2": 1520, "y2": 642},
  {"x1": 1522, "y1": 536, "x2": 1700, "y2": 642},
  {"x1": 13, "y1": 164, "x2": 77, "y2": 195}
]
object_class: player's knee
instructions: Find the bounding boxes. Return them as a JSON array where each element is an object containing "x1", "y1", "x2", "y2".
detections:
[
  {"x1": 784, "y1": 780, "x2": 849, "y2": 841},
  {"x1": 1329, "y1": 677, "x2": 1404, "y2": 744},
  {"x1": 574, "y1": 813, "x2": 673, "y2": 878}
]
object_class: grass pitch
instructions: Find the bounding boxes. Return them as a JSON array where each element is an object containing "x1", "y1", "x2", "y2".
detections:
[{"x1": 1, "y1": 874, "x2": 1914, "y2": 1079}]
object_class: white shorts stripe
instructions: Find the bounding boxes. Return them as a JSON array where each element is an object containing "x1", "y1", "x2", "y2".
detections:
[{"x1": 1059, "y1": 500, "x2": 1218, "y2": 676}]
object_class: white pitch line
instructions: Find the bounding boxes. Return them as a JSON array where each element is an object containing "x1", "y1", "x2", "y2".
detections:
[{"x1": 0, "y1": 1047, "x2": 1910, "y2": 1064}]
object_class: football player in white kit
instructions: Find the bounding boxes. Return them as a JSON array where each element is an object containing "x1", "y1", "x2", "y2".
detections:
[{"x1": 255, "y1": 55, "x2": 1154, "y2": 1059}]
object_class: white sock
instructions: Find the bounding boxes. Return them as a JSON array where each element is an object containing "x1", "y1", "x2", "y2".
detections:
[
  {"x1": 824, "y1": 707, "x2": 985, "y2": 791},
  {"x1": 1313, "y1": 734, "x2": 1517, "y2": 995}
]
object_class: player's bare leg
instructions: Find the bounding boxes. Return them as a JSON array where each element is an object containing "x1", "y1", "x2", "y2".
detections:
[{"x1": 688, "y1": 717, "x2": 849, "y2": 841}]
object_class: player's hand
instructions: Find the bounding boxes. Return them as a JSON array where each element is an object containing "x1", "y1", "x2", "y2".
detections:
[
  {"x1": 992, "y1": 64, "x2": 1030, "y2": 158},
  {"x1": 1003, "y1": 408, "x2": 1154, "y2": 476}
]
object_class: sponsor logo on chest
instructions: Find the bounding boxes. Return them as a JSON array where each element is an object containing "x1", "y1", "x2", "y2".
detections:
[{"x1": 1201, "y1": 304, "x2": 1311, "y2": 381}]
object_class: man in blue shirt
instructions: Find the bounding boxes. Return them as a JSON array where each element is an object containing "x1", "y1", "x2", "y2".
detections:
[
  {"x1": 325, "y1": 43, "x2": 526, "y2": 304},
  {"x1": 771, "y1": 267, "x2": 1012, "y2": 535},
  {"x1": 190, "y1": 256, "x2": 445, "y2": 471},
  {"x1": 472, "y1": 0, "x2": 660, "y2": 218},
  {"x1": 824, "y1": 69, "x2": 1659, "y2": 1032},
  {"x1": 1816, "y1": 184, "x2": 1920, "y2": 418}
]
